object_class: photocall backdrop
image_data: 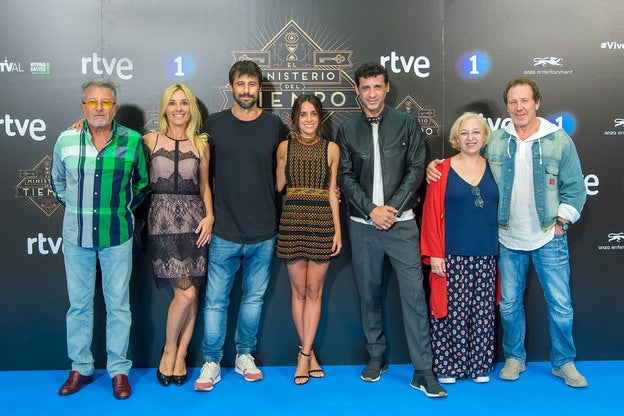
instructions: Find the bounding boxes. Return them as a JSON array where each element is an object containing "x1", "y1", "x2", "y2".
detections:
[{"x1": 1, "y1": 0, "x2": 622, "y2": 371}]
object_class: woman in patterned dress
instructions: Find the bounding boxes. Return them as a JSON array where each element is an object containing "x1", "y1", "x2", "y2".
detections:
[
  {"x1": 143, "y1": 84, "x2": 213, "y2": 387},
  {"x1": 275, "y1": 94, "x2": 342, "y2": 385},
  {"x1": 421, "y1": 112, "x2": 498, "y2": 384}
]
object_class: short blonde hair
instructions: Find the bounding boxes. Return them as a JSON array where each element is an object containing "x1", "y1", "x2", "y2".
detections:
[{"x1": 448, "y1": 112, "x2": 491, "y2": 151}]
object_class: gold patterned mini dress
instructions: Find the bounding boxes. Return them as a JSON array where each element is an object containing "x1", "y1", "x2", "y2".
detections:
[{"x1": 276, "y1": 137, "x2": 334, "y2": 262}]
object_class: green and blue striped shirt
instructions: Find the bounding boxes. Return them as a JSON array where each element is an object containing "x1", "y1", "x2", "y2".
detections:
[{"x1": 50, "y1": 120, "x2": 149, "y2": 248}]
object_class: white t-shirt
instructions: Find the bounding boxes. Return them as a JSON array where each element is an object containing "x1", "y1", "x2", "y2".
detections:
[{"x1": 350, "y1": 122, "x2": 415, "y2": 225}]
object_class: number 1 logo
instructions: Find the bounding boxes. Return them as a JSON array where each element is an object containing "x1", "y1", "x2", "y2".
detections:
[
  {"x1": 458, "y1": 51, "x2": 491, "y2": 79},
  {"x1": 167, "y1": 54, "x2": 196, "y2": 79}
]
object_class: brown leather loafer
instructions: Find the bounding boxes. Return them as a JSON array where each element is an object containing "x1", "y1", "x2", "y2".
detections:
[
  {"x1": 112, "y1": 374, "x2": 131, "y2": 400},
  {"x1": 59, "y1": 370, "x2": 93, "y2": 396}
]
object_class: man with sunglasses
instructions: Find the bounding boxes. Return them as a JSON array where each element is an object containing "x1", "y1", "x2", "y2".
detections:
[
  {"x1": 427, "y1": 77, "x2": 587, "y2": 388},
  {"x1": 50, "y1": 79, "x2": 149, "y2": 399}
]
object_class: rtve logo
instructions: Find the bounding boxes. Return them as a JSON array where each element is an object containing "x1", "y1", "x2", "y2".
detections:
[
  {"x1": 81, "y1": 52, "x2": 134, "y2": 80},
  {"x1": 380, "y1": 51, "x2": 431, "y2": 78},
  {"x1": 27, "y1": 233, "x2": 63, "y2": 255},
  {"x1": 0, "y1": 114, "x2": 46, "y2": 141}
]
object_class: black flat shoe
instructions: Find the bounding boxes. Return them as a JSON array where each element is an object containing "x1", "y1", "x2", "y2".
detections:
[
  {"x1": 157, "y1": 369, "x2": 172, "y2": 387},
  {"x1": 172, "y1": 374, "x2": 187, "y2": 386}
]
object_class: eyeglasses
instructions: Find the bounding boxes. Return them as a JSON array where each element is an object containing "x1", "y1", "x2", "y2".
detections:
[
  {"x1": 82, "y1": 99, "x2": 115, "y2": 109},
  {"x1": 471, "y1": 185, "x2": 484, "y2": 208}
]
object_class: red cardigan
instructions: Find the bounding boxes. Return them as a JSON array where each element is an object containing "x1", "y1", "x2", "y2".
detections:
[
  {"x1": 420, "y1": 158, "x2": 500, "y2": 319},
  {"x1": 420, "y1": 159, "x2": 451, "y2": 319}
]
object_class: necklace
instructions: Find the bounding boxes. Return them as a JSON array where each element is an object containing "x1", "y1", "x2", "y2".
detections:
[
  {"x1": 164, "y1": 133, "x2": 186, "y2": 141},
  {"x1": 297, "y1": 134, "x2": 319, "y2": 145}
]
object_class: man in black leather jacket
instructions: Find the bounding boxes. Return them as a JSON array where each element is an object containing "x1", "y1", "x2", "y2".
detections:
[{"x1": 337, "y1": 62, "x2": 446, "y2": 398}]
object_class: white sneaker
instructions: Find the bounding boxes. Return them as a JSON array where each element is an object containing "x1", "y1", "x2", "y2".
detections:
[
  {"x1": 473, "y1": 375, "x2": 490, "y2": 383},
  {"x1": 235, "y1": 354, "x2": 263, "y2": 382},
  {"x1": 552, "y1": 362, "x2": 588, "y2": 388},
  {"x1": 499, "y1": 358, "x2": 525, "y2": 381},
  {"x1": 437, "y1": 376, "x2": 456, "y2": 384},
  {"x1": 194, "y1": 362, "x2": 220, "y2": 391}
]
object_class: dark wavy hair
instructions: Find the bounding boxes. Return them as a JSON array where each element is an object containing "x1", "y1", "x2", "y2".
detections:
[
  {"x1": 291, "y1": 94, "x2": 323, "y2": 136},
  {"x1": 354, "y1": 62, "x2": 389, "y2": 87},
  {"x1": 228, "y1": 60, "x2": 263, "y2": 86}
]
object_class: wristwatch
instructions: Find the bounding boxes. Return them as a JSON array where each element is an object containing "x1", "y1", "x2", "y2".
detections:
[{"x1": 556, "y1": 219, "x2": 570, "y2": 232}]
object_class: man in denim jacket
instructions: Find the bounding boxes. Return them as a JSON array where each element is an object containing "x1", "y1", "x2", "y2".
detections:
[
  {"x1": 429, "y1": 77, "x2": 587, "y2": 387},
  {"x1": 487, "y1": 77, "x2": 586, "y2": 387}
]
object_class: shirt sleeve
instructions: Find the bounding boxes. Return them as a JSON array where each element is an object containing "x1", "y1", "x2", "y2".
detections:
[
  {"x1": 50, "y1": 135, "x2": 67, "y2": 206},
  {"x1": 130, "y1": 139, "x2": 150, "y2": 210}
]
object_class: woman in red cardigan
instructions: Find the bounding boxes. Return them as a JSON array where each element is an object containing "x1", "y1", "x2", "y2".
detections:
[{"x1": 421, "y1": 112, "x2": 498, "y2": 384}]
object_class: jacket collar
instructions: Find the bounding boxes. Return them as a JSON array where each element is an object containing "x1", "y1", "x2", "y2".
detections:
[{"x1": 360, "y1": 104, "x2": 390, "y2": 124}]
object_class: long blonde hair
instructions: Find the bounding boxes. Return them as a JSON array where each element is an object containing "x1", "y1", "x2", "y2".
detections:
[{"x1": 157, "y1": 84, "x2": 208, "y2": 158}]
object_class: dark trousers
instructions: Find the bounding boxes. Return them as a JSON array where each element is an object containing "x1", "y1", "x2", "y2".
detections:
[{"x1": 349, "y1": 219, "x2": 432, "y2": 370}]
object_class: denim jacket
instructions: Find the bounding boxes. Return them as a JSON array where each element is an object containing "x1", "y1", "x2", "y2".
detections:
[{"x1": 485, "y1": 118, "x2": 586, "y2": 230}]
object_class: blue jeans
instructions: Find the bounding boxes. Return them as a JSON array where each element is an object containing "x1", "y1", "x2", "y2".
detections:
[
  {"x1": 498, "y1": 234, "x2": 577, "y2": 370},
  {"x1": 202, "y1": 235, "x2": 276, "y2": 363},
  {"x1": 63, "y1": 238, "x2": 133, "y2": 377}
]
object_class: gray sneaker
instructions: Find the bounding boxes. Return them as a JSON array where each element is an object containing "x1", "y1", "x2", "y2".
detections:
[
  {"x1": 552, "y1": 362, "x2": 588, "y2": 388},
  {"x1": 499, "y1": 358, "x2": 526, "y2": 381},
  {"x1": 410, "y1": 370, "x2": 448, "y2": 398},
  {"x1": 360, "y1": 357, "x2": 388, "y2": 382}
]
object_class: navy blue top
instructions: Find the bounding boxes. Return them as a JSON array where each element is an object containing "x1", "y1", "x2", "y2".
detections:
[{"x1": 445, "y1": 163, "x2": 499, "y2": 256}]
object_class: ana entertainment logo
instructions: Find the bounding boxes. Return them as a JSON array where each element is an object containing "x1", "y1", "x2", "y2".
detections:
[
  {"x1": 14, "y1": 155, "x2": 62, "y2": 217},
  {"x1": 604, "y1": 117, "x2": 624, "y2": 137},
  {"x1": 533, "y1": 57, "x2": 562, "y2": 67},
  {"x1": 523, "y1": 56, "x2": 572, "y2": 76},
  {"x1": 597, "y1": 232, "x2": 624, "y2": 251}
]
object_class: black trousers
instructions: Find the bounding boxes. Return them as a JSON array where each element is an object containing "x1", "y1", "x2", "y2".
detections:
[{"x1": 349, "y1": 219, "x2": 432, "y2": 370}]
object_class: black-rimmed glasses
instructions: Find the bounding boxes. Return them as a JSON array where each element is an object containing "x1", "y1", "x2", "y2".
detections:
[{"x1": 471, "y1": 185, "x2": 484, "y2": 208}]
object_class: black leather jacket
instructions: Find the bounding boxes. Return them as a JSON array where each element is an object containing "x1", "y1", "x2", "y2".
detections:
[{"x1": 337, "y1": 105, "x2": 425, "y2": 220}]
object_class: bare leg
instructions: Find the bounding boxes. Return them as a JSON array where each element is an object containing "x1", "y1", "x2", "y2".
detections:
[
  {"x1": 303, "y1": 262, "x2": 328, "y2": 377},
  {"x1": 287, "y1": 260, "x2": 329, "y2": 382},
  {"x1": 173, "y1": 286, "x2": 198, "y2": 377},
  {"x1": 288, "y1": 261, "x2": 307, "y2": 342},
  {"x1": 288, "y1": 261, "x2": 310, "y2": 383},
  {"x1": 160, "y1": 286, "x2": 197, "y2": 376}
]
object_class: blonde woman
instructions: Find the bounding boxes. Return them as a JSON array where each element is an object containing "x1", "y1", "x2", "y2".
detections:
[
  {"x1": 144, "y1": 84, "x2": 213, "y2": 387},
  {"x1": 421, "y1": 112, "x2": 498, "y2": 384}
]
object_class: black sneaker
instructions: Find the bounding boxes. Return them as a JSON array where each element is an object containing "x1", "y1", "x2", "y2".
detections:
[
  {"x1": 410, "y1": 370, "x2": 448, "y2": 398},
  {"x1": 360, "y1": 357, "x2": 388, "y2": 382}
]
